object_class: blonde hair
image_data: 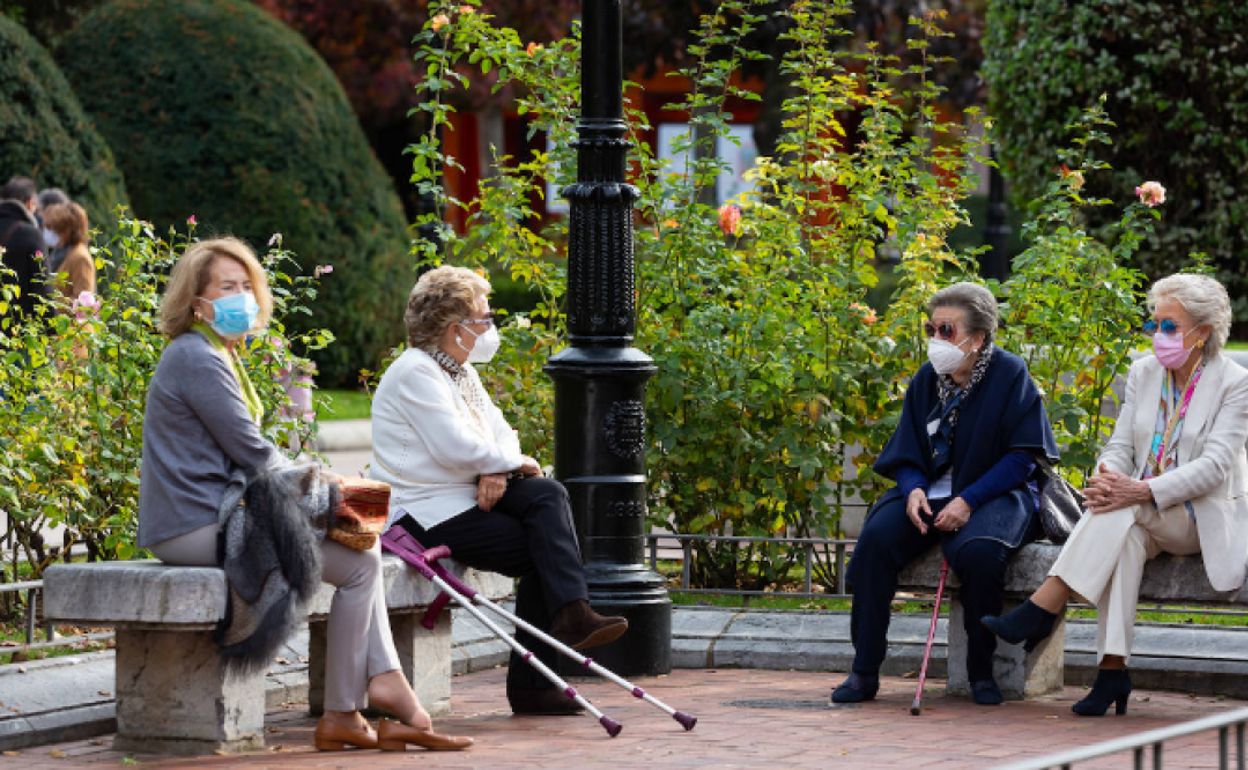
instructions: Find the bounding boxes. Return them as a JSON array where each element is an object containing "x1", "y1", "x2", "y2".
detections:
[
  {"x1": 160, "y1": 237, "x2": 272, "y2": 338},
  {"x1": 405, "y1": 265, "x2": 491, "y2": 350},
  {"x1": 1147, "y1": 273, "x2": 1232, "y2": 359},
  {"x1": 43, "y1": 202, "x2": 89, "y2": 247}
]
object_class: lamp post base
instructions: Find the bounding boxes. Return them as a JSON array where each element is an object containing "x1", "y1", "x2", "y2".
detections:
[{"x1": 566, "y1": 564, "x2": 671, "y2": 677}]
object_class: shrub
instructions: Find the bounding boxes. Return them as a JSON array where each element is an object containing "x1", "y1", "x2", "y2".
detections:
[
  {"x1": 984, "y1": 0, "x2": 1248, "y2": 323},
  {"x1": 405, "y1": 1, "x2": 1155, "y2": 591},
  {"x1": 0, "y1": 214, "x2": 331, "y2": 580},
  {"x1": 57, "y1": 0, "x2": 412, "y2": 386},
  {"x1": 0, "y1": 14, "x2": 129, "y2": 235}
]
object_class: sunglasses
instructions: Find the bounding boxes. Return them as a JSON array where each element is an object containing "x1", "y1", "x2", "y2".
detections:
[
  {"x1": 1142, "y1": 318, "x2": 1181, "y2": 337},
  {"x1": 923, "y1": 322, "x2": 958, "y2": 341},
  {"x1": 461, "y1": 312, "x2": 498, "y2": 328}
]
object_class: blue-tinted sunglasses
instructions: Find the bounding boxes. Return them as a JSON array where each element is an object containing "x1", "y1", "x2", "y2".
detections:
[{"x1": 1142, "y1": 318, "x2": 1180, "y2": 336}]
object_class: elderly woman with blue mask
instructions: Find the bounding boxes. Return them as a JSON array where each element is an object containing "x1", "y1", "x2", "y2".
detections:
[
  {"x1": 984, "y1": 274, "x2": 1248, "y2": 717},
  {"x1": 139, "y1": 239, "x2": 470, "y2": 752},
  {"x1": 832, "y1": 282, "x2": 1058, "y2": 707}
]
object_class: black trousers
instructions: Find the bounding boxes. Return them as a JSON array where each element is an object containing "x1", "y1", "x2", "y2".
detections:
[
  {"x1": 846, "y1": 493, "x2": 1039, "y2": 683},
  {"x1": 397, "y1": 476, "x2": 587, "y2": 692}
]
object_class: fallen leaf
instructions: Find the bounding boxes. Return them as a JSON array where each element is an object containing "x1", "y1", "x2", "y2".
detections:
[
  {"x1": 213, "y1": 749, "x2": 230, "y2": 756},
  {"x1": 16, "y1": 666, "x2": 27, "y2": 673},
  {"x1": 97, "y1": 691, "x2": 111, "y2": 697},
  {"x1": 265, "y1": 727, "x2": 281, "y2": 733},
  {"x1": 1, "y1": 641, "x2": 19, "y2": 647},
  {"x1": 273, "y1": 656, "x2": 290, "y2": 665},
  {"x1": 297, "y1": 656, "x2": 308, "y2": 664},
  {"x1": 3, "y1": 751, "x2": 19, "y2": 757},
  {"x1": 1044, "y1": 715, "x2": 1058, "y2": 719},
  {"x1": 49, "y1": 750, "x2": 67, "y2": 758},
  {"x1": 901, "y1": 670, "x2": 918, "y2": 678},
  {"x1": 89, "y1": 740, "x2": 105, "y2": 746}
]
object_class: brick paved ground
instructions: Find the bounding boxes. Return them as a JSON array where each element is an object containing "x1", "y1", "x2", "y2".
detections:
[{"x1": 2, "y1": 668, "x2": 1243, "y2": 769}]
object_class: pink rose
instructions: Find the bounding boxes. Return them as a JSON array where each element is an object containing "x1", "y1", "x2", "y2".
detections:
[
  {"x1": 718, "y1": 204, "x2": 741, "y2": 236},
  {"x1": 315, "y1": 264, "x2": 334, "y2": 278},
  {"x1": 72, "y1": 290, "x2": 100, "y2": 322},
  {"x1": 187, "y1": 215, "x2": 197, "y2": 226},
  {"x1": 1134, "y1": 181, "x2": 1166, "y2": 207}
]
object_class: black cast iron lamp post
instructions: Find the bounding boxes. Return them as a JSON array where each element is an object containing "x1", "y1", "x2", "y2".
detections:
[{"x1": 544, "y1": 0, "x2": 672, "y2": 676}]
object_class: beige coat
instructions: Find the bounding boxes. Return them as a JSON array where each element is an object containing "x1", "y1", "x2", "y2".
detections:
[{"x1": 1098, "y1": 354, "x2": 1248, "y2": 590}]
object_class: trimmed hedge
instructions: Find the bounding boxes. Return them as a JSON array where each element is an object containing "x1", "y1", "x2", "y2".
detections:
[
  {"x1": 984, "y1": 0, "x2": 1248, "y2": 322},
  {"x1": 58, "y1": 0, "x2": 413, "y2": 386},
  {"x1": 0, "y1": 14, "x2": 129, "y2": 236}
]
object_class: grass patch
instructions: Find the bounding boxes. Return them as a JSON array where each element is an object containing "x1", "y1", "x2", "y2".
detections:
[{"x1": 316, "y1": 389, "x2": 372, "y2": 421}]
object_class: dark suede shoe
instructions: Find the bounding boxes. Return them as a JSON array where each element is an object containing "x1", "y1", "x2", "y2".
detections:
[
  {"x1": 981, "y1": 599, "x2": 1059, "y2": 652},
  {"x1": 507, "y1": 687, "x2": 586, "y2": 716},
  {"x1": 971, "y1": 678, "x2": 1004, "y2": 706},
  {"x1": 831, "y1": 672, "x2": 879, "y2": 704},
  {"x1": 1071, "y1": 669, "x2": 1131, "y2": 717},
  {"x1": 550, "y1": 599, "x2": 628, "y2": 651}
]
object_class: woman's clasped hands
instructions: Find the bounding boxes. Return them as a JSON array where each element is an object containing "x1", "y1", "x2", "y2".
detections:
[{"x1": 1084, "y1": 463, "x2": 1154, "y2": 514}]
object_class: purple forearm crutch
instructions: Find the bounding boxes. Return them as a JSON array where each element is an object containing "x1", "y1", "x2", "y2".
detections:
[
  {"x1": 911, "y1": 558, "x2": 949, "y2": 716},
  {"x1": 382, "y1": 525, "x2": 698, "y2": 733},
  {"x1": 381, "y1": 528, "x2": 621, "y2": 737}
]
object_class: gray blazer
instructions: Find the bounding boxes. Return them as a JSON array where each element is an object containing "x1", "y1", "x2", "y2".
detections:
[
  {"x1": 137, "y1": 330, "x2": 281, "y2": 548},
  {"x1": 1099, "y1": 354, "x2": 1248, "y2": 591}
]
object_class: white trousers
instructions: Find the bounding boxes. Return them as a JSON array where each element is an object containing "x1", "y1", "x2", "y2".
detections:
[
  {"x1": 1048, "y1": 502, "x2": 1200, "y2": 663},
  {"x1": 152, "y1": 524, "x2": 401, "y2": 712}
]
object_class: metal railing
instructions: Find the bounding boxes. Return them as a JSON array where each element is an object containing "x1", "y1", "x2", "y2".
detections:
[
  {"x1": 643, "y1": 532, "x2": 1248, "y2": 621},
  {"x1": 1000, "y1": 705, "x2": 1248, "y2": 770},
  {"x1": 0, "y1": 579, "x2": 114, "y2": 652},
  {"x1": 646, "y1": 532, "x2": 856, "y2": 602}
]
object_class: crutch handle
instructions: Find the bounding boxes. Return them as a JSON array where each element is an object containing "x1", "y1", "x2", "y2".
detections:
[
  {"x1": 421, "y1": 592, "x2": 454, "y2": 629},
  {"x1": 422, "y1": 544, "x2": 453, "y2": 564}
]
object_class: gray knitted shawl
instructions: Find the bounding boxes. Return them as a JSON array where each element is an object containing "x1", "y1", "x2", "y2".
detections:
[{"x1": 216, "y1": 463, "x2": 335, "y2": 674}]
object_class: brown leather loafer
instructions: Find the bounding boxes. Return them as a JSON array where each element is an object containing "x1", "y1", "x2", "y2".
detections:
[
  {"x1": 550, "y1": 599, "x2": 628, "y2": 650},
  {"x1": 376, "y1": 718, "x2": 473, "y2": 751},
  {"x1": 313, "y1": 717, "x2": 379, "y2": 751}
]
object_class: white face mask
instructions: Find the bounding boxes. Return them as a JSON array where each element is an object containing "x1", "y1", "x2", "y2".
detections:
[
  {"x1": 458, "y1": 323, "x2": 501, "y2": 364},
  {"x1": 927, "y1": 337, "x2": 973, "y2": 375},
  {"x1": 43, "y1": 228, "x2": 59, "y2": 248}
]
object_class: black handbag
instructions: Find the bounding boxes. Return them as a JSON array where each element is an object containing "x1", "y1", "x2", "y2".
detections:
[{"x1": 1034, "y1": 456, "x2": 1086, "y2": 545}]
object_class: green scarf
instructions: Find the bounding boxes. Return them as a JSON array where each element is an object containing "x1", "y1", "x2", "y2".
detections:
[{"x1": 193, "y1": 321, "x2": 263, "y2": 425}]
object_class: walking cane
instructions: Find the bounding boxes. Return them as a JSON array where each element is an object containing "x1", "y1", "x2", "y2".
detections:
[
  {"x1": 910, "y1": 559, "x2": 949, "y2": 716},
  {"x1": 382, "y1": 526, "x2": 698, "y2": 735}
]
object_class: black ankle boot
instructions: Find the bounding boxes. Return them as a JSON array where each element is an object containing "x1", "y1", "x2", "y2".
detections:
[
  {"x1": 981, "y1": 600, "x2": 1058, "y2": 651},
  {"x1": 1072, "y1": 669, "x2": 1131, "y2": 717},
  {"x1": 831, "y1": 672, "x2": 879, "y2": 704}
]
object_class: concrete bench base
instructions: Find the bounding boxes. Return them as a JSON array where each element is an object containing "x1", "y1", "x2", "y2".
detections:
[
  {"x1": 44, "y1": 557, "x2": 511, "y2": 755},
  {"x1": 945, "y1": 599, "x2": 1066, "y2": 700}
]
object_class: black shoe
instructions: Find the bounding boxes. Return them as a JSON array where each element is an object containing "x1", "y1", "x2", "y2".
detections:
[
  {"x1": 971, "y1": 678, "x2": 1004, "y2": 706},
  {"x1": 507, "y1": 687, "x2": 586, "y2": 716},
  {"x1": 831, "y1": 673, "x2": 879, "y2": 704},
  {"x1": 981, "y1": 600, "x2": 1058, "y2": 652},
  {"x1": 1071, "y1": 669, "x2": 1131, "y2": 717}
]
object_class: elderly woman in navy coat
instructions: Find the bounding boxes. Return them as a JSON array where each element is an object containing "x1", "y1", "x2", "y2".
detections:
[{"x1": 832, "y1": 282, "x2": 1058, "y2": 706}]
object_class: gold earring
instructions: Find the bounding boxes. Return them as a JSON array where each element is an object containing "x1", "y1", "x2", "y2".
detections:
[{"x1": 1197, "y1": 339, "x2": 1206, "y2": 348}]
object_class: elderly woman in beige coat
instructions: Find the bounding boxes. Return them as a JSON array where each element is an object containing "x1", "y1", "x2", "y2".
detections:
[{"x1": 983, "y1": 273, "x2": 1248, "y2": 716}]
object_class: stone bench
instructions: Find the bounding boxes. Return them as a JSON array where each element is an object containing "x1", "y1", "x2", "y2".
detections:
[
  {"x1": 43, "y1": 555, "x2": 512, "y2": 754},
  {"x1": 898, "y1": 542, "x2": 1247, "y2": 701}
]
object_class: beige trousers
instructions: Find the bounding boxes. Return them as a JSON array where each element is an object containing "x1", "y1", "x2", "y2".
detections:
[
  {"x1": 1048, "y1": 502, "x2": 1200, "y2": 663},
  {"x1": 152, "y1": 524, "x2": 401, "y2": 712}
]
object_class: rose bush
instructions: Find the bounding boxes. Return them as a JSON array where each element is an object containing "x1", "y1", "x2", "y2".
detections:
[
  {"x1": 402, "y1": 0, "x2": 1159, "y2": 590},
  {"x1": 0, "y1": 216, "x2": 330, "y2": 581}
]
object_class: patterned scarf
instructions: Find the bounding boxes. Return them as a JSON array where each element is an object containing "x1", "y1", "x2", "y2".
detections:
[
  {"x1": 425, "y1": 347, "x2": 492, "y2": 437},
  {"x1": 929, "y1": 344, "x2": 996, "y2": 470},
  {"x1": 1144, "y1": 358, "x2": 1206, "y2": 480}
]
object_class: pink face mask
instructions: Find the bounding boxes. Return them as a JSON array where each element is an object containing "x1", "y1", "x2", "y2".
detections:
[{"x1": 1153, "y1": 328, "x2": 1197, "y2": 370}]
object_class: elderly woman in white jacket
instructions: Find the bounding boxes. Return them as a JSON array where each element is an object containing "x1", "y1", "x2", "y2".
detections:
[
  {"x1": 370, "y1": 265, "x2": 627, "y2": 715},
  {"x1": 983, "y1": 273, "x2": 1248, "y2": 717}
]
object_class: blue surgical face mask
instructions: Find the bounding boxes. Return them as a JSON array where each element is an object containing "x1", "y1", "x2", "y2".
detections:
[{"x1": 200, "y1": 292, "x2": 260, "y2": 339}]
